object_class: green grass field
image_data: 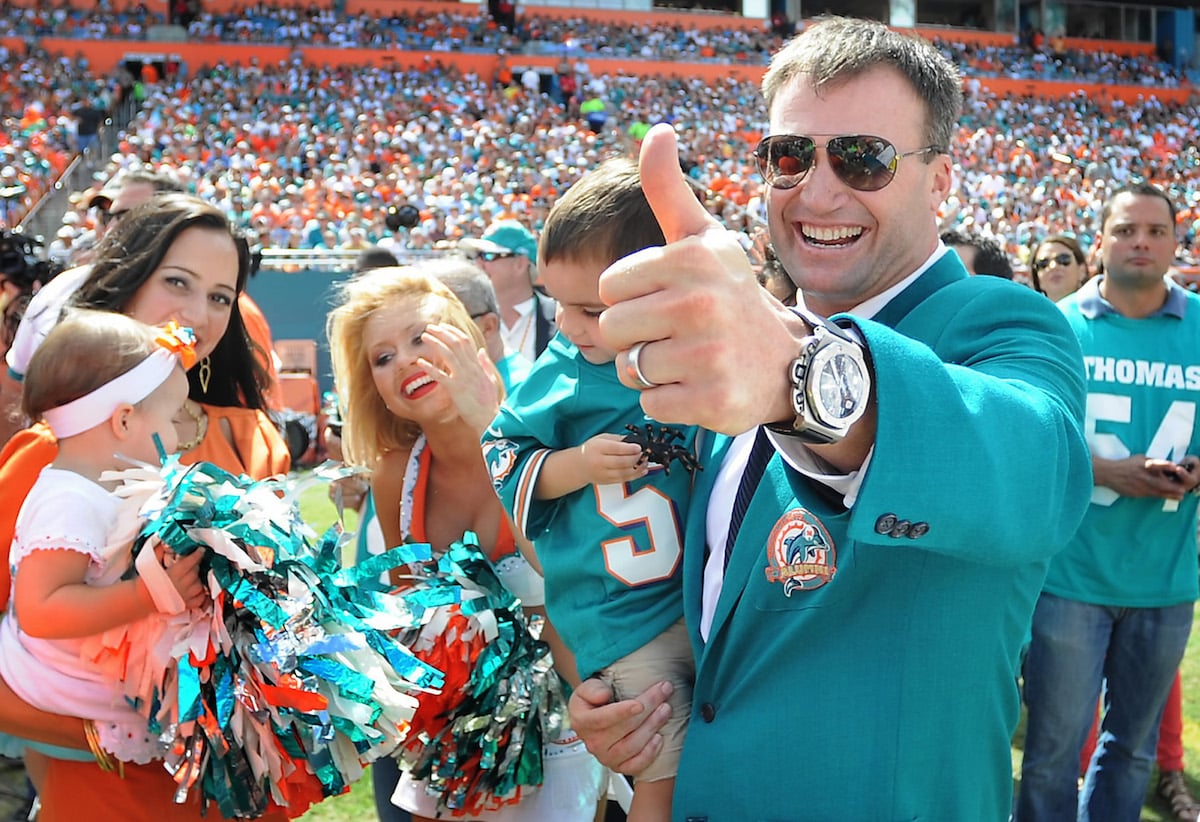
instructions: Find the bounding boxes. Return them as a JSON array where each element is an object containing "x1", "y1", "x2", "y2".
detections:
[
  {"x1": 293, "y1": 475, "x2": 1200, "y2": 822},
  {"x1": 294, "y1": 478, "x2": 376, "y2": 821}
]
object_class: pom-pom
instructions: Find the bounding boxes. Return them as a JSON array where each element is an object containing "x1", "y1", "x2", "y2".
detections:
[
  {"x1": 392, "y1": 533, "x2": 569, "y2": 817},
  {"x1": 85, "y1": 457, "x2": 443, "y2": 818}
]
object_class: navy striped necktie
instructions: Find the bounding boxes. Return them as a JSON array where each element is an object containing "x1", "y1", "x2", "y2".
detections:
[{"x1": 724, "y1": 427, "x2": 773, "y2": 571}]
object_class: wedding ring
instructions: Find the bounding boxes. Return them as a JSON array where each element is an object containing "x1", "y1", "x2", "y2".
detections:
[{"x1": 626, "y1": 341, "x2": 658, "y2": 390}]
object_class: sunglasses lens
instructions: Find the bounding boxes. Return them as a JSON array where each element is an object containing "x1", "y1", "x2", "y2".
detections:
[
  {"x1": 756, "y1": 135, "x2": 907, "y2": 192},
  {"x1": 757, "y1": 136, "x2": 815, "y2": 189},
  {"x1": 827, "y1": 136, "x2": 898, "y2": 192},
  {"x1": 1034, "y1": 252, "x2": 1076, "y2": 273}
]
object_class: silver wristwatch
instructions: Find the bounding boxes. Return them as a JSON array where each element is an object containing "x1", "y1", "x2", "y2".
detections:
[{"x1": 767, "y1": 318, "x2": 871, "y2": 444}]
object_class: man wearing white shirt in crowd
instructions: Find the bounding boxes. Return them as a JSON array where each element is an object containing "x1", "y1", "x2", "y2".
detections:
[{"x1": 460, "y1": 220, "x2": 556, "y2": 364}]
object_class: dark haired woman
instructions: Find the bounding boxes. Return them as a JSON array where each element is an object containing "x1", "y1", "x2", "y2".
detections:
[
  {"x1": 1030, "y1": 234, "x2": 1089, "y2": 303},
  {"x1": 0, "y1": 192, "x2": 289, "y2": 822}
]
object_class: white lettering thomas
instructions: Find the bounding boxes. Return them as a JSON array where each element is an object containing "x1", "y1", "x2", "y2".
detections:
[{"x1": 1084, "y1": 356, "x2": 1200, "y2": 390}]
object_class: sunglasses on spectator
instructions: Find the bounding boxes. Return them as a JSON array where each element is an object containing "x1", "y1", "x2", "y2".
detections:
[
  {"x1": 754, "y1": 134, "x2": 944, "y2": 192},
  {"x1": 479, "y1": 251, "x2": 515, "y2": 262},
  {"x1": 1032, "y1": 252, "x2": 1077, "y2": 273},
  {"x1": 97, "y1": 208, "x2": 130, "y2": 228}
]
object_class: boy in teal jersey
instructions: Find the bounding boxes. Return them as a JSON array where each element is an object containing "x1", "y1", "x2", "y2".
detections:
[{"x1": 482, "y1": 158, "x2": 698, "y2": 822}]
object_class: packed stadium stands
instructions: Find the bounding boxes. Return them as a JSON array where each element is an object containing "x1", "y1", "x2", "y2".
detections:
[{"x1": 1, "y1": 2, "x2": 1197, "y2": 274}]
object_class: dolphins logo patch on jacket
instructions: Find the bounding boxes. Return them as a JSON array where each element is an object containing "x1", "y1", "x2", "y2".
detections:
[{"x1": 764, "y1": 508, "x2": 837, "y2": 596}]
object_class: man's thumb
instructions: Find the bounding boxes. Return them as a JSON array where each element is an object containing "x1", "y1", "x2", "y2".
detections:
[{"x1": 640, "y1": 122, "x2": 720, "y2": 244}]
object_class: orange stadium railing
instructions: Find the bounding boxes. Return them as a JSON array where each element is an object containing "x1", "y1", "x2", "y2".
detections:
[{"x1": 5, "y1": 36, "x2": 1193, "y2": 106}]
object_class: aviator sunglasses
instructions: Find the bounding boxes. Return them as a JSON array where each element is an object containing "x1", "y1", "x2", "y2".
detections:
[
  {"x1": 1031, "y1": 251, "x2": 1077, "y2": 273},
  {"x1": 754, "y1": 134, "x2": 944, "y2": 192}
]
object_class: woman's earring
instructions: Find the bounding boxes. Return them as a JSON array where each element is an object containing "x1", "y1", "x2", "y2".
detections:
[{"x1": 198, "y1": 357, "x2": 212, "y2": 393}]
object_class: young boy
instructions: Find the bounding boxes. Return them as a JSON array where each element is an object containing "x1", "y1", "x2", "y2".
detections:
[{"x1": 482, "y1": 158, "x2": 698, "y2": 822}]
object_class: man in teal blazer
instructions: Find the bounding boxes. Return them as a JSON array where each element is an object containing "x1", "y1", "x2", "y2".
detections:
[
  {"x1": 568, "y1": 17, "x2": 1093, "y2": 821},
  {"x1": 670, "y1": 252, "x2": 1089, "y2": 820}
]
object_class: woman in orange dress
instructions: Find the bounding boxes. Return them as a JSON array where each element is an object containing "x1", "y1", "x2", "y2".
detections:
[{"x1": 0, "y1": 193, "x2": 290, "y2": 822}]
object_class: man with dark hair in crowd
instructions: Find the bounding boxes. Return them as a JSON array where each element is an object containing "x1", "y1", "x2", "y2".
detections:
[
  {"x1": 6, "y1": 168, "x2": 186, "y2": 384},
  {"x1": 942, "y1": 228, "x2": 1014, "y2": 279}
]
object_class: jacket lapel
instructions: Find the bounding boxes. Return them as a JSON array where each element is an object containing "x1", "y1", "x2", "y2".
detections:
[
  {"x1": 869, "y1": 251, "x2": 966, "y2": 328},
  {"x1": 533, "y1": 293, "x2": 554, "y2": 357},
  {"x1": 683, "y1": 430, "x2": 730, "y2": 659}
]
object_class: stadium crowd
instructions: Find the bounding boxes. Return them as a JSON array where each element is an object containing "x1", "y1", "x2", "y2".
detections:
[
  {"x1": 1, "y1": 11, "x2": 1198, "y2": 269},
  {"x1": 0, "y1": 0, "x2": 1192, "y2": 78}
]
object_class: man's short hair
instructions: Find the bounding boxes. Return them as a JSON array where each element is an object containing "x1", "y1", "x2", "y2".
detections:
[
  {"x1": 355, "y1": 245, "x2": 401, "y2": 274},
  {"x1": 1099, "y1": 182, "x2": 1177, "y2": 234},
  {"x1": 428, "y1": 259, "x2": 501, "y2": 318},
  {"x1": 87, "y1": 167, "x2": 185, "y2": 209},
  {"x1": 762, "y1": 17, "x2": 962, "y2": 156}
]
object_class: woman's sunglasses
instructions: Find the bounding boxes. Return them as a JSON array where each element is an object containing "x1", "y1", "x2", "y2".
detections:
[
  {"x1": 754, "y1": 134, "x2": 943, "y2": 192},
  {"x1": 1032, "y1": 251, "x2": 1077, "y2": 273}
]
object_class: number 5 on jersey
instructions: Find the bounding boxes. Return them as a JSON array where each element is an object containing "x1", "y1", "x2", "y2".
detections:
[{"x1": 595, "y1": 482, "x2": 683, "y2": 586}]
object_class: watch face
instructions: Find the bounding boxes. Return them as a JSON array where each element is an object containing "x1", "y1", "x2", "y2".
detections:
[{"x1": 816, "y1": 351, "x2": 866, "y2": 420}]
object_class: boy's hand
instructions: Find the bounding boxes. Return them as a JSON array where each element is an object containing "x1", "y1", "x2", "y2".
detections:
[{"x1": 580, "y1": 433, "x2": 651, "y2": 485}]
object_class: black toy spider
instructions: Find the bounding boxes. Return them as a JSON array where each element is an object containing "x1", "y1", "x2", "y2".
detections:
[{"x1": 622, "y1": 423, "x2": 702, "y2": 476}]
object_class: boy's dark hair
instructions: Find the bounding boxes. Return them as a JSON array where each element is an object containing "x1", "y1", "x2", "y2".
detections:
[{"x1": 539, "y1": 157, "x2": 666, "y2": 268}]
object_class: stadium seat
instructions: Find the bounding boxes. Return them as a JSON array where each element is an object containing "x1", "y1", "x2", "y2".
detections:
[{"x1": 274, "y1": 339, "x2": 321, "y2": 466}]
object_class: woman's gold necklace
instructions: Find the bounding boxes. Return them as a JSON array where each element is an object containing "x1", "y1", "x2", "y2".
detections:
[{"x1": 177, "y1": 401, "x2": 208, "y2": 452}]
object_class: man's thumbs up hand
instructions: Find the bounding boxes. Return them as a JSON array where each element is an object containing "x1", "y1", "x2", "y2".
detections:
[
  {"x1": 638, "y1": 123, "x2": 723, "y2": 244},
  {"x1": 598, "y1": 123, "x2": 804, "y2": 435}
]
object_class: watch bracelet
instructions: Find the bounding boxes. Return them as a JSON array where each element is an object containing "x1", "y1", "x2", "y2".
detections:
[
  {"x1": 769, "y1": 317, "x2": 868, "y2": 443},
  {"x1": 786, "y1": 335, "x2": 822, "y2": 419}
]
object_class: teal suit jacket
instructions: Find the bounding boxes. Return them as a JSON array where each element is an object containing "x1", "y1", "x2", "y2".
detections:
[{"x1": 673, "y1": 253, "x2": 1091, "y2": 821}]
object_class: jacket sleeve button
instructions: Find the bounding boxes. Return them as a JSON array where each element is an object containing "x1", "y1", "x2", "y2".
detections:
[{"x1": 874, "y1": 513, "x2": 897, "y2": 534}]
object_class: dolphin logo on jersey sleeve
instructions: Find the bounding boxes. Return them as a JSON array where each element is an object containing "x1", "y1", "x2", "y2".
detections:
[{"x1": 483, "y1": 438, "x2": 520, "y2": 490}]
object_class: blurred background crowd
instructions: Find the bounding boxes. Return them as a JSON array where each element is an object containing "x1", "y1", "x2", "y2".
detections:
[{"x1": 0, "y1": 5, "x2": 1197, "y2": 286}]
